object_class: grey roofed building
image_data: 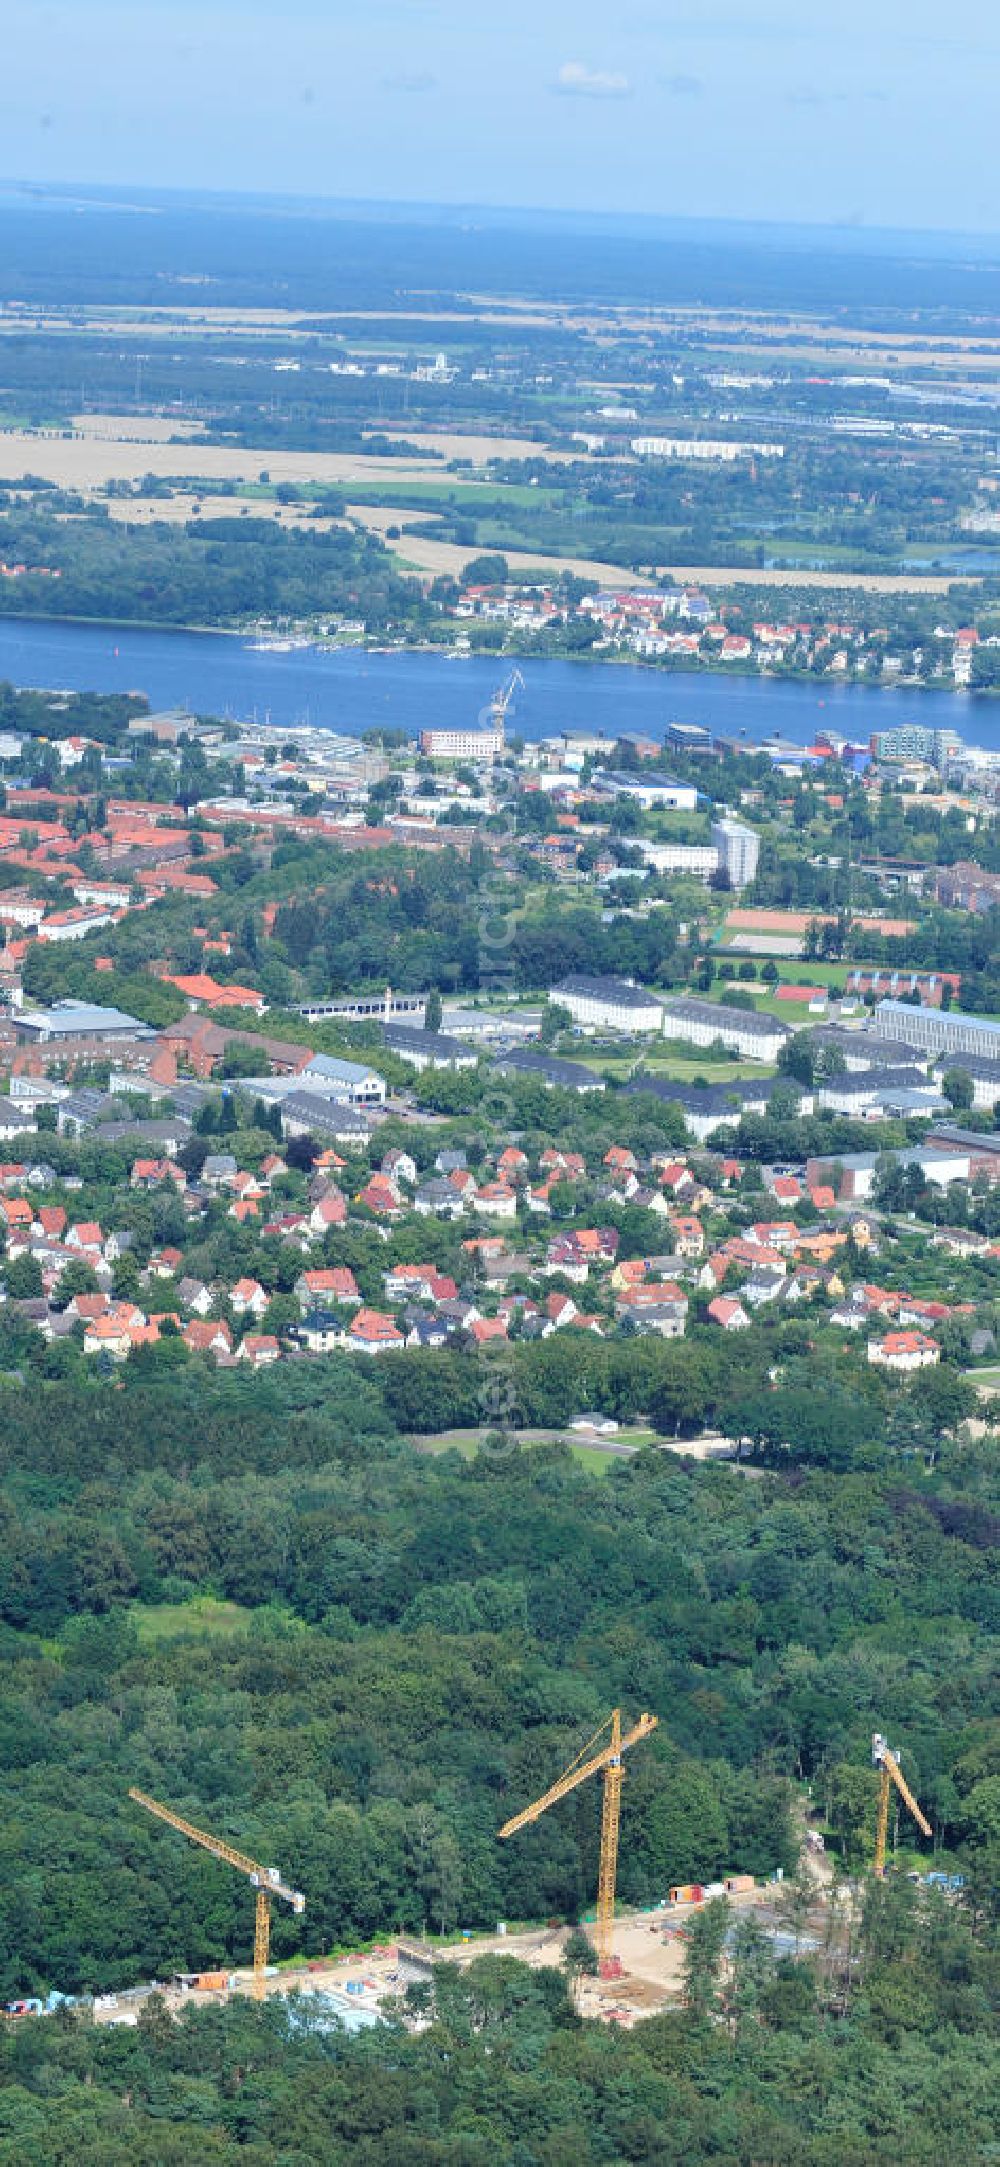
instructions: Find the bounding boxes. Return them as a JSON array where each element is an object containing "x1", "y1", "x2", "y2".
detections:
[
  {"x1": 876, "y1": 1088, "x2": 950, "y2": 1118},
  {"x1": 872, "y1": 997, "x2": 1000, "y2": 1064},
  {"x1": 167, "y1": 1082, "x2": 211, "y2": 1119},
  {"x1": 660, "y1": 995, "x2": 791, "y2": 1044},
  {"x1": 926, "y1": 1125, "x2": 1000, "y2": 1159},
  {"x1": 442, "y1": 1006, "x2": 542, "y2": 1043},
  {"x1": 278, "y1": 1092, "x2": 372, "y2": 1143},
  {"x1": 627, "y1": 1073, "x2": 803, "y2": 1117},
  {"x1": 93, "y1": 1117, "x2": 192, "y2": 1150},
  {"x1": 805, "y1": 1026, "x2": 930, "y2": 1073},
  {"x1": 414, "y1": 1177, "x2": 469, "y2": 1216},
  {"x1": 56, "y1": 1087, "x2": 107, "y2": 1132},
  {"x1": 492, "y1": 1048, "x2": 606, "y2": 1093},
  {"x1": 14, "y1": 1000, "x2": 156, "y2": 1043},
  {"x1": 299, "y1": 1053, "x2": 386, "y2": 1104},
  {"x1": 932, "y1": 1053, "x2": 1000, "y2": 1083},
  {"x1": 382, "y1": 1024, "x2": 477, "y2": 1071},
  {"x1": 555, "y1": 973, "x2": 664, "y2": 1010},
  {"x1": 0, "y1": 1103, "x2": 38, "y2": 1137}
]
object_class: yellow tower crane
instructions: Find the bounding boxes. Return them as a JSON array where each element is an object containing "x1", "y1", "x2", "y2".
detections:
[
  {"x1": 871, "y1": 1734, "x2": 932, "y2": 1878},
  {"x1": 129, "y1": 1788, "x2": 305, "y2": 2001},
  {"x1": 498, "y1": 1709, "x2": 657, "y2": 1972}
]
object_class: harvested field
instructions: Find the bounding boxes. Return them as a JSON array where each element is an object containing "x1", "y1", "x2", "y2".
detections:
[
  {"x1": 365, "y1": 521, "x2": 971, "y2": 594},
  {"x1": 363, "y1": 428, "x2": 580, "y2": 465},
  {"x1": 101, "y1": 493, "x2": 348, "y2": 533},
  {"x1": 0, "y1": 431, "x2": 457, "y2": 492},
  {"x1": 70, "y1": 413, "x2": 208, "y2": 441}
]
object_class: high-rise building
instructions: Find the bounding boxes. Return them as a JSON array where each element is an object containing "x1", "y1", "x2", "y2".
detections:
[{"x1": 710, "y1": 818, "x2": 760, "y2": 887}]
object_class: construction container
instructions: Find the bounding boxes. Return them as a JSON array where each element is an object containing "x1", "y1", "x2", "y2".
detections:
[
  {"x1": 195, "y1": 1972, "x2": 228, "y2": 1992},
  {"x1": 669, "y1": 1884, "x2": 704, "y2": 1905},
  {"x1": 724, "y1": 1875, "x2": 755, "y2": 1895}
]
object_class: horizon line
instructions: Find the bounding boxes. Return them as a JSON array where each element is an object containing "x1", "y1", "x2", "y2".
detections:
[{"x1": 3, "y1": 178, "x2": 1000, "y2": 255}]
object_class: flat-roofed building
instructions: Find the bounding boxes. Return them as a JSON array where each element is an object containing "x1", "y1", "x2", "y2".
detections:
[
  {"x1": 14, "y1": 1000, "x2": 155, "y2": 1050},
  {"x1": 592, "y1": 769, "x2": 702, "y2": 811},
  {"x1": 711, "y1": 818, "x2": 760, "y2": 888}
]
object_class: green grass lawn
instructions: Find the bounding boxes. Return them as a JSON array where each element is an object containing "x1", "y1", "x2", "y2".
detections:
[
  {"x1": 409, "y1": 1426, "x2": 631, "y2": 1473},
  {"x1": 131, "y1": 1596, "x2": 253, "y2": 1645}
]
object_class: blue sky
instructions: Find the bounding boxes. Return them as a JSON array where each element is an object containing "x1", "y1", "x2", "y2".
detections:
[{"x1": 3, "y1": 0, "x2": 998, "y2": 232}]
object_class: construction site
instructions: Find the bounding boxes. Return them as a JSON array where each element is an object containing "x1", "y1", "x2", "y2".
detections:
[{"x1": 21, "y1": 1717, "x2": 940, "y2": 2036}]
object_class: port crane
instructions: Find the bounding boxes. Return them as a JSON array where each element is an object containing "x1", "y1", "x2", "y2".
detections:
[
  {"x1": 498, "y1": 1709, "x2": 657, "y2": 1970},
  {"x1": 129, "y1": 1788, "x2": 305, "y2": 2001},
  {"x1": 482, "y1": 667, "x2": 525, "y2": 741},
  {"x1": 871, "y1": 1734, "x2": 932, "y2": 1877}
]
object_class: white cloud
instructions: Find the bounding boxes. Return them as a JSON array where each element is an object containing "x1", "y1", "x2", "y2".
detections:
[{"x1": 553, "y1": 60, "x2": 631, "y2": 99}]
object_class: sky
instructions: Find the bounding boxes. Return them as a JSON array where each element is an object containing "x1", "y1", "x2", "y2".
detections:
[{"x1": 2, "y1": 0, "x2": 999, "y2": 234}]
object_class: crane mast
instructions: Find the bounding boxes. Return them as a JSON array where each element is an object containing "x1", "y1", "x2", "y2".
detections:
[
  {"x1": 129, "y1": 1788, "x2": 305, "y2": 2001},
  {"x1": 870, "y1": 1735, "x2": 932, "y2": 1877},
  {"x1": 499, "y1": 1709, "x2": 657, "y2": 1970}
]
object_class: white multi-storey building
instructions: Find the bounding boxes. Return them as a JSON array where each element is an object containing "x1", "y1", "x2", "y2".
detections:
[
  {"x1": 873, "y1": 998, "x2": 1000, "y2": 1066},
  {"x1": 638, "y1": 841, "x2": 719, "y2": 882},
  {"x1": 711, "y1": 818, "x2": 761, "y2": 888},
  {"x1": 553, "y1": 975, "x2": 665, "y2": 1035},
  {"x1": 660, "y1": 996, "x2": 790, "y2": 1063}
]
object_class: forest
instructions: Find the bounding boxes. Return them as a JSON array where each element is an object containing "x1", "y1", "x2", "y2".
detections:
[
  {"x1": 0, "y1": 1349, "x2": 993, "y2": 2160},
  {"x1": 0, "y1": 1357, "x2": 995, "y2": 1998},
  {"x1": 0, "y1": 505, "x2": 432, "y2": 633}
]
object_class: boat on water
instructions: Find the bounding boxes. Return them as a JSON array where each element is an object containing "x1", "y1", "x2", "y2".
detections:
[{"x1": 245, "y1": 635, "x2": 313, "y2": 653}]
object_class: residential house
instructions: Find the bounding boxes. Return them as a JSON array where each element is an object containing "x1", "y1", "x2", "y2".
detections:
[
  {"x1": 357, "y1": 1175, "x2": 404, "y2": 1219},
  {"x1": 669, "y1": 1215, "x2": 704, "y2": 1257},
  {"x1": 473, "y1": 1182, "x2": 518, "y2": 1220},
  {"x1": 295, "y1": 1266, "x2": 361, "y2": 1309},
  {"x1": 414, "y1": 1177, "x2": 469, "y2": 1219},
  {"x1": 308, "y1": 1190, "x2": 348, "y2": 1234},
  {"x1": 743, "y1": 1266, "x2": 792, "y2": 1308},
  {"x1": 382, "y1": 1147, "x2": 418, "y2": 1188},
  {"x1": 868, "y1": 1330, "x2": 940, "y2": 1372},
  {"x1": 176, "y1": 1276, "x2": 213, "y2": 1317},
  {"x1": 237, "y1": 1333, "x2": 281, "y2": 1367},
  {"x1": 66, "y1": 1220, "x2": 103, "y2": 1258},
  {"x1": 707, "y1": 1295, "x2": 751, "y2": 1330},
  {"x1": 231, "y1": 1277, "x2": 269, "y2": 1320},
  {"x1": 348, "y1": 1308, "x2": 405, "y2": 1353},
  {"x1": 201, "y1": 1154, "x2": 239, "y2": 1189},
  {"x1": 183, "y1": 1319, "x2": 234, "y2": 1360},
  {"x1": 468, "y1": 1316, "x2": 510, "y2": 1345}
]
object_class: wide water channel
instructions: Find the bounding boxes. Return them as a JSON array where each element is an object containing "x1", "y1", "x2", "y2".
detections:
[{"x1": 2, "y1": 618, "x2": 999, "y2": 751}]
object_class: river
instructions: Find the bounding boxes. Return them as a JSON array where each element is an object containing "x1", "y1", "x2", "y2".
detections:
[{"x1": 2, "y1": 617, "x2": 999, "y2": 751}]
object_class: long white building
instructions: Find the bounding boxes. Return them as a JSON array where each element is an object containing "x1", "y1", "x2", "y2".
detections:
[
  {"x1": 553, "y1": 975, "x2": 665, "y2": 1035},
  {"x1": 639, "y1": 841, "x2": 719, "y2": 882},
  {"x1": 873, "y1": 998, "x2": 1000, "y2": 1066},
  {"x1": 660, "y1": 995, "x2": 790, "y2": 1063}
]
